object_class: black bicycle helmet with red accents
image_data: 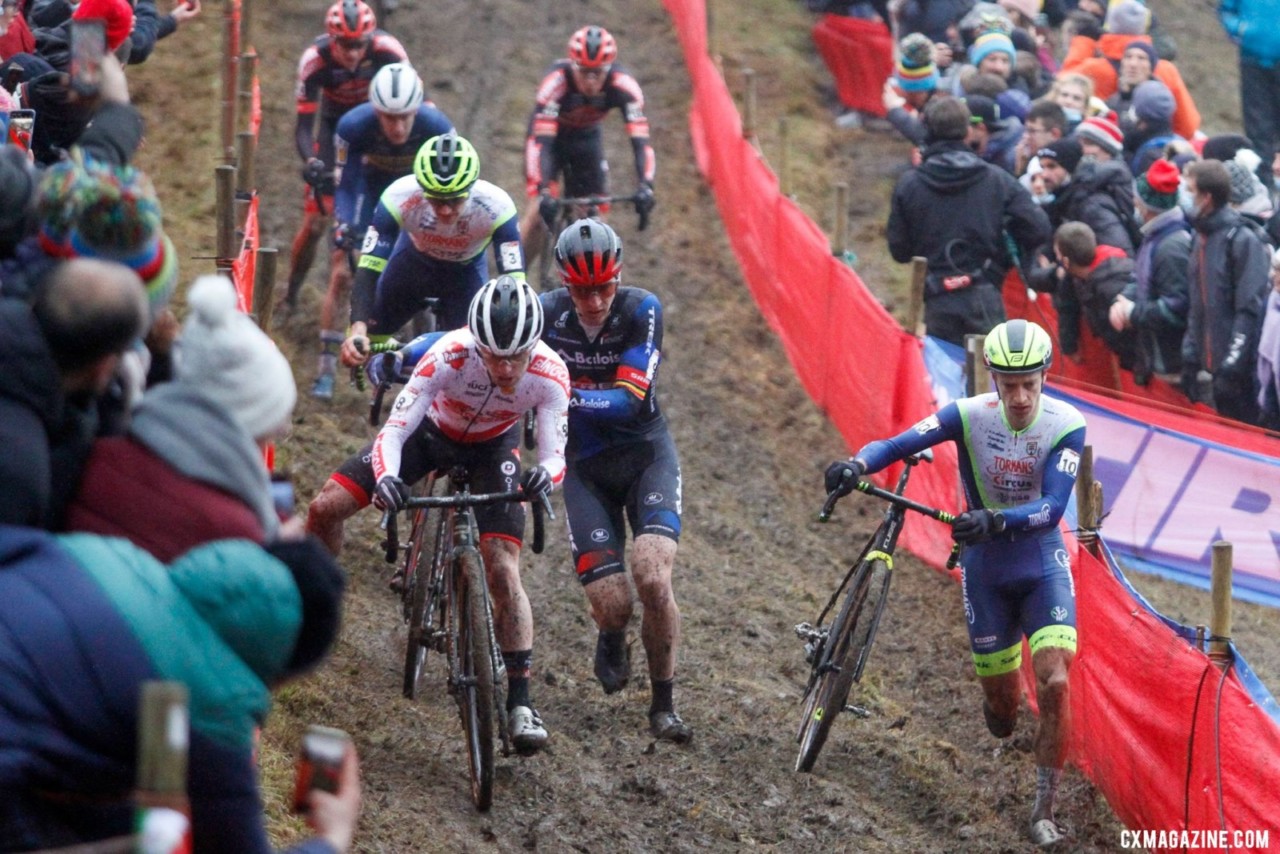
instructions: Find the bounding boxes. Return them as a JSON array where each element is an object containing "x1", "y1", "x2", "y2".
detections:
[
  {"x1": 567, "y1": 25, "x2": 618, "y2": 69},
  {"x1": 326, "y1": 0, "x2": 376, "y2": 41},
  {"x1": 555, "y1": 219, "x2": 623, "y2": 286}
]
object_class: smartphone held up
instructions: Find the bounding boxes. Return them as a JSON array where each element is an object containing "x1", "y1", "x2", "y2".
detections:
[{"x1": 69, "y1": 18, "x2": 107, "y2": 99}]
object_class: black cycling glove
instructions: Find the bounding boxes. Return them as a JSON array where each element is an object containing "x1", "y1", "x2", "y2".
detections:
[
  {"x1": 373, "y1": 475, "x2": 411, "y2": 512},
  {"x1": 521, "y1": 465, "x2": 553, "y2": 501},
  {"x1": 952, "y1": 509, "x2": 1006, "y2": 543},
  {"x1": 824, "y1": 458, "x2": 866, "y2": 497}
]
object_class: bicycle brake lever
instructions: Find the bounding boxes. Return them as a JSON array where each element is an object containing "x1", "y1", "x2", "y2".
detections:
[
  {"x1": 818, "y1": 490, "x2": 841, "y2": 522},
  {"x1": 538, "y1": 492, "x2": 555, "y2": 521}
]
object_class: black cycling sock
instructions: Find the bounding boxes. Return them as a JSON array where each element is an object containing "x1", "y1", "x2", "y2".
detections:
[
  {"x1": 504, "y1": 649, "x2": 533, "y2": 710},
  {"x1": 650, "y1": 678, "x2": 675, "y2": 715}
]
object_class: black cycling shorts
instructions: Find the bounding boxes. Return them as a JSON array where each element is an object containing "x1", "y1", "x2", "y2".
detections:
[
  {"x1": 332, "y1": 420, "x2": 526, "y2": 543},
  {"x1": 551, "y1": 126, "x2": 608, "y2": 198},
  {"x1": 562, "y1": 433, "x2": 681, "y2": 586}
]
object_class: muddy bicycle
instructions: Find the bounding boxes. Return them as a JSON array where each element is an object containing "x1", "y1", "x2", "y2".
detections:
[
  {"x1": 382, "y1": 468, "x2": 550, "y2": 810},
  {"x1": 532, "y1": 192, "x2": 645, "y2": 290},
  {"x1": 794, "y1": 449, "x2": 958, "y2": 772}
]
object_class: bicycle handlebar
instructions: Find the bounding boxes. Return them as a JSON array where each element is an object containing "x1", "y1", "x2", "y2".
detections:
[{"x1": 381, "y1": 488, "x2": 554, "y2": 564}]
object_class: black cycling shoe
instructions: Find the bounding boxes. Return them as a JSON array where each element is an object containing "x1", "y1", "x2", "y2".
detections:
[
  {"x1": 388, "y1": 568, "x2": 407, "y2": 595},
  {"x1": 649, "y1": 710, "x2": 693, "y2": 744},
  {"x1": 593, "y1": 630, "x2": 631, "y2": 694}
]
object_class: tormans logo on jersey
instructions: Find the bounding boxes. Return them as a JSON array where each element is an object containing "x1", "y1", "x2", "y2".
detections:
[{"x1": 989, "y1": 455, "x2": 1034, "y2": 491}]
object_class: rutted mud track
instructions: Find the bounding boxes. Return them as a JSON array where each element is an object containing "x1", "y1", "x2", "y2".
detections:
[{"x1": 126, "y1": 0, "x2": 1278, "y2": 850}]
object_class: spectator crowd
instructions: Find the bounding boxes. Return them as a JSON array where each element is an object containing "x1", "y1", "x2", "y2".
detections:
[
  {"x1": 818, "y1": 0, "x2": 1280, "y2": 429},
  {"x1": 1, "y1": 0, "x2": 363, "y2": 851}
]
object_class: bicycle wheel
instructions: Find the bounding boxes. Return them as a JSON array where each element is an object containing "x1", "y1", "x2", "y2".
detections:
[
  {"x1": 795, "y1": 557, "x2": 890, "y2": 773},
  {"x1": 454, "y1": 548, "x2": 496, "y2": 810},
  {"x1": 402, "y1": 480, "x2": 445, "y2": 699}
]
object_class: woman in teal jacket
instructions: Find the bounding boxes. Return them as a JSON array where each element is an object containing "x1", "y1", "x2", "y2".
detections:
[{"x1": 0, "y1": 526, "x2": 357, "y2": 853}]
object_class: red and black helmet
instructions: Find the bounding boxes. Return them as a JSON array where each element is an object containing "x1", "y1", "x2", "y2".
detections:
[
  {"x1": 567, "y1": 26, "x2": 618, "y2": 69},
  {"x1": 555, "y1": 218, "x2": 623, "y2": 286},
  {"x1": 326, "y1": 0, "x2": 376, "y2": 41}
]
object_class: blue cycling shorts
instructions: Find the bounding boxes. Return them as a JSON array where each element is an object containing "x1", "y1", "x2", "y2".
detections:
[{"x1": 959, "y1": 530, "x2": 1077, "y2": 677}]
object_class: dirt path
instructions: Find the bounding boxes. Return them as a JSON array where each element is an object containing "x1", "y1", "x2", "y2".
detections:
[{"x1": 125, "y1": 0, "x2": 1276, "y2": 850}]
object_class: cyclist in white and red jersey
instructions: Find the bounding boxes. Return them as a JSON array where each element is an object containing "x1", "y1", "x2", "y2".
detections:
[
  {"x1": 305, "y1": 276, "x2": 570, "y2": 754},
  {"x1": 518, "y1": 25, "x2": 656, "y2": 260},
  {"x1": 284, "y1": 0, "x2": 407, "y2": 316}
]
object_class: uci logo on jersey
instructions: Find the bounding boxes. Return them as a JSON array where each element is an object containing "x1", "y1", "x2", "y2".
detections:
[{"x1": 643, "y1": 492, "x2": 663, "y2": 506}]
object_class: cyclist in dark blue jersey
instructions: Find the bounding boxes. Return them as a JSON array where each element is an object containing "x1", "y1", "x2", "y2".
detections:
[
  {"x1": 306, "y1": 63, "x2": 454, "y2": 399},
  {"x1": 284, "y1": 0, "x2": 408, "y2": 327},
  {"x1": 825, "y1": 320, "x2": 1085, "y2": 848},
  {"x1": 538, "y1": 219, "x2": 690, "y2": 744}
]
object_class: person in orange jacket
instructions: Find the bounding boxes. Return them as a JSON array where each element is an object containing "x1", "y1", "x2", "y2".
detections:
[{"x1": 1060, "y1": 0, "x2": 1200, "y2": 140}]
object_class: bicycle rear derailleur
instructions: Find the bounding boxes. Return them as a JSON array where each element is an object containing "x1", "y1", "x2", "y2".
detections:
[{"x1": 794, "y1": 622, "x2": 827, "y2": 665}]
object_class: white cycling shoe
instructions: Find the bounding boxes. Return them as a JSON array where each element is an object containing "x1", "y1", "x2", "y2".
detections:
[{"x1": 508, "y1": 705, "x2": 548, "y2": 755}]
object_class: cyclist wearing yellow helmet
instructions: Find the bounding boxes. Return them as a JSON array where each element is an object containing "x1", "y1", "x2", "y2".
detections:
[
  {"x1": 824, "y1": 319, "x2": 1086, "y2": 848},
  {"x1": 340, "y1": 132, "x2": 526, "y2": 369}
]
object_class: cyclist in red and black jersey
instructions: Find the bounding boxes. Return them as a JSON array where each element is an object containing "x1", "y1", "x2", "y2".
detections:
[
  {"x1": 519, "y1": 26, "x2": 656, "y2": 261},
  {"x1": 285, "y1": 0, "x2": 408, "y2": 314}
]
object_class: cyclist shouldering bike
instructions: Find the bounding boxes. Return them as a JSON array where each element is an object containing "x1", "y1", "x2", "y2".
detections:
[{"x1": 824, "y1": 319, "x2": 1086, "y2": 849}]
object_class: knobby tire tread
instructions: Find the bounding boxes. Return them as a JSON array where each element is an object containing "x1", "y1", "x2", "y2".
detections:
[
  {"x1": 402, "y1": 477, "x2": 444, "y2": 699},
  {"x1": 456, "y1": 549, "x2": 496, "y2": 810},
  {"x1": 795, "y1": 559, "x2": 890, "y2": 772}
]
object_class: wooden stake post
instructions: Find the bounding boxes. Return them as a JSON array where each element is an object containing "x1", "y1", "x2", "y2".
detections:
[
  {"x1": 253, "y1": 246, "x2": 278, "y2": 330},
  {"x1": 1208, "y1": 541, "x2": 1234, "y2": 667},
  {"x1": 742, "y1": 68, "x2": 757, "y2": 141},
  {"x1": 905, "y1": 256, "x2": 926, "y2": 337},
  {"x1": 220, "y1": 0, "x2": 241, "y2": 164},
  {"x1": 964, "y1": 334, "x2": 990, "y2": 398},
  {"x1": 832, "y1": 182, "x2": 848, "y2": 258},
  {"x1": 215, "y1": 165, "x2": 238, "y2": 277}
]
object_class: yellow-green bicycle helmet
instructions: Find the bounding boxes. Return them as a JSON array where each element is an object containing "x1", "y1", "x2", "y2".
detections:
[
  {"x1": 414, "y1": 132, "x2": 480, "y2": 199},
  {"x1": 983, "y1": 319, "x2": 1053, "y2": 374}
]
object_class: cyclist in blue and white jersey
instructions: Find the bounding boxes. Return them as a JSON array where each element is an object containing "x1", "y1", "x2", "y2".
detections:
[
  {"x1": 824, "y1": 319, "x2": 1086, "y2": 848},
  {"x1": 340, "y1": 132, "x2": 525, "y2": 370},
  {"x1": 286, "y1": 0, "x2": 408, "y2": 314},
  {"x1": 307, "y1": 63, "x2": 454, "y2": 399},
  {"x1": 538, "y1": 219, "x2": 691, "y2": 744}
]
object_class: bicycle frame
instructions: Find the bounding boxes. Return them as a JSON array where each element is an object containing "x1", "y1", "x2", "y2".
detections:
[
  {"x1": 382, "y1": 470, "x2": 551, "y2": 808},
  {"x1": 794, "y1": 453, "x2": 957, "y2": 772}
]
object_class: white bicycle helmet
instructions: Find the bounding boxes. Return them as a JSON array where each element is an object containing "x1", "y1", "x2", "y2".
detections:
[
  {"x1": 369, "y1": 63, "x2": 424, "y2": 116},
  {"x1": 468, "y1": 276, "x2": 544, "y2": 357}
]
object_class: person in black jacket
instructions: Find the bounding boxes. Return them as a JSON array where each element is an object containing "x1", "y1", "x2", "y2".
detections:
[
  {"x1": 1110, "y1": 158, "x2": 1191, "y2": 384},
  {"x1": 886, "y1": 96, "x2": 1050, "y2": 346},
  {"x1": 1053, "y1": 220, "x2": 1139, "y2": 369},
  {"x1": 1181, "y1": 159, "x2": 1270, "y2": 423},
  {"x1": 0, "y1": 258, "x2": 148, "y2": 528}
]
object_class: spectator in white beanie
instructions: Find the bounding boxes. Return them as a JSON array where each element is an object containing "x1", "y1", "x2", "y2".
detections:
[{"x1": 65, "y1": 275, "x2": 300, "y2": 559}]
